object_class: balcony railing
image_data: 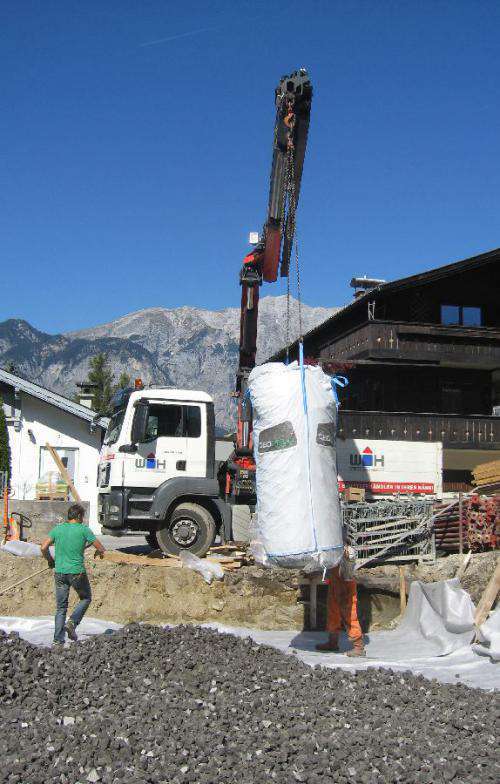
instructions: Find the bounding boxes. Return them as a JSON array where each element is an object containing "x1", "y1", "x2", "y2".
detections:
[
  {"x1": 320, "y1": 321, "x2": 500, "y2": 366},
  {"x1": 337, "y1": 410, "x2": 500, "y2": 449}
]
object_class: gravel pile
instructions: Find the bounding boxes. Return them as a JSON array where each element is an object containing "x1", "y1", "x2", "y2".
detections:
[{"x1": 0, "y1": 625, "x2": 498, "y2": 784}]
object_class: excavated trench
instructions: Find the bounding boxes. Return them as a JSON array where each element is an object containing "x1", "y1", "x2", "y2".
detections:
[{"x1": 1, "y1": 550, "x2": 496, "y2": 631}]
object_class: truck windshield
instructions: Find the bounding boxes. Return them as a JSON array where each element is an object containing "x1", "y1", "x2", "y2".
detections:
[{"x1": 104, "y1": 409, "x2": 125, "y2": 446}]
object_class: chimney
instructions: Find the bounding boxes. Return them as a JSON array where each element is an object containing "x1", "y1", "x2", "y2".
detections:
[
  {"x1": 76, "y1": 382, "x2": 98, "y2": 409},
  {"x1": 350, "y1": 276, "x2": 386, "y2": 299}
]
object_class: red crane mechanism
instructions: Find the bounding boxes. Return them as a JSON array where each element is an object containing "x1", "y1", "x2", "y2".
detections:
[{"x1": 225, "y1": 69, "x2": 313, "y2": 505}]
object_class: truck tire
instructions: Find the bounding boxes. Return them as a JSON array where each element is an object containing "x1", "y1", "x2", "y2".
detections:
[
  {"x1": 156, "y1": 502, "x2": 216, "y2": 558},
  {"x1": 145, "y1": 531, "x2": 159, "y2": 550}
]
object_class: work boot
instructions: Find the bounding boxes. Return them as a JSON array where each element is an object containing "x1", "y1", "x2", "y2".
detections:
[
  {"x1": 346, "y1": 637, "x2": 366, "y2": 657},
  {"x1": 315, "y1": 633, "x2": 340, "y2": 652},
  {"x1": 65, "y1": 620, "x2": 78, "y2": 642}
]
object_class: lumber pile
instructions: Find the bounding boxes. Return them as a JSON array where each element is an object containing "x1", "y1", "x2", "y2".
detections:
[
  {"x1": 98, "y1": 543, "x2": 250, "y2": 573},
  {"x1": 434, "y1": 495, "x2": 499, "y2": 553},
  {"x1": 472, "y1": 460, "x2": 500, "y2": 488}
]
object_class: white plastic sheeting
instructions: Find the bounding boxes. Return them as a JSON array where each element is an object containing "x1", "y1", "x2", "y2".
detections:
[
  {"x1": 473, "y1": 606, "x2": 500, "y2": 662},
  {"x1": 365, "y1": 579, "x2": 476, "y2": 659},
  {"x1": 0, "y1": 616, "x2": 121, "y2": 647},
  {"x1": 179, "y1": 551, "x2": 224, "y2": 584},
  {"x1": 0, "y1": 609, "x2": 498, "y2": 691},
  {"x1": 1, "y1": 540, "x2": 55, "y2": 558},
  {"x1": 210, "y1": 625, "x2": 499, "y2": 691},
  {"x1": 248, "y1": 360, "x2": 343, "y2": 570}
]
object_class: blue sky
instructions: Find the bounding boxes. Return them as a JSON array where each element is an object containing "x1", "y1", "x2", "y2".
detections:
[{"x1": 2, "y1": 1, "x2": 499, "y2": 333}]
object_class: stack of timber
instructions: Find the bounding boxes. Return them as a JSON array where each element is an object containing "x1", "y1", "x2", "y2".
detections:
[
  {"x1": 99, "y1": 544, "x2": 250, "y2": 573},
  {"x1": 472, "y1": 460, "x2": 500, "y2": 489},
  {"x1": 433, "y1": 502, "x2": 462, "y2": 553},
  {"x1": 434, "y1": 495, "x2": 499, "y2": 553}
]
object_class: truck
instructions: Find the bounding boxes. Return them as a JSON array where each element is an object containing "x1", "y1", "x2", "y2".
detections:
[{"x1": 98, "y1": 70, "x2": 313, "y2": 555}]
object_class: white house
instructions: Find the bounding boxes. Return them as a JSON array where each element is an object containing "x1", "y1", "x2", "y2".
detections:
[{"x1": 0, "y1": 369, "x2": 108, "y2": 533}]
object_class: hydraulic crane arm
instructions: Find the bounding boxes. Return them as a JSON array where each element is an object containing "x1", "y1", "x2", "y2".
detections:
[
  {"x1": 238, "y1": 69, "x2": 312, "y2": 393},
  {"x1": 226, "y1": 70, "x2": 312, "y2": 503}
]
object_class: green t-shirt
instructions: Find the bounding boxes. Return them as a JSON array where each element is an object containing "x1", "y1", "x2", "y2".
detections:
[{"x1": 48, "y1": 522, "x2": 96, "y2": 574}]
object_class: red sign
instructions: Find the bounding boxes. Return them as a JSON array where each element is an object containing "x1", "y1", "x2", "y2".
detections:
[{"x1": 338, "y1": 480, "x2": 435, "y2": 494}]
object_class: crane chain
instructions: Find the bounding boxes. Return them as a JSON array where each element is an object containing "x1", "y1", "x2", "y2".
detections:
[{"x1": 285, "y1": 142, "x2": 303, "y2": 344}]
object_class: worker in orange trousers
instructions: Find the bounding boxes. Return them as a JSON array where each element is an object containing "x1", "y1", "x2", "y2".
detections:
[{"x1": 316, "y1": 557, "x2": 365, "y2": 657}]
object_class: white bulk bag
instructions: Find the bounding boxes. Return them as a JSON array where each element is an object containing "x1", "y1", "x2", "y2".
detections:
[{"x1": 248, "y1": 359, "x2": 344, "y2": 570}]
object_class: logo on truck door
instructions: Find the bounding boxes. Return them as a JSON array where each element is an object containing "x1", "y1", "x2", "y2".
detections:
[{"x1": 135, "y1": 453, "x2": 166, "y2": 471}]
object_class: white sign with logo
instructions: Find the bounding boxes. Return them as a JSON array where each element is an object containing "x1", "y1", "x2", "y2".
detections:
[{"x1": 336, "y1": 439, "x2": 443, "y2": 496}]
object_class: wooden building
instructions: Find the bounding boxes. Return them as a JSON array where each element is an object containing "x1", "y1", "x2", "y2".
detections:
[{"x1": 271, "y1": 248, "x2": 500, "y2": 491}]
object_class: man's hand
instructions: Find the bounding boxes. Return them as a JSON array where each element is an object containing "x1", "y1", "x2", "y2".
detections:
[
  {"x1": 40, "y1": 537, "x2": 55, "y2": 569},
  {"x1": 92, "y1": 539, "x2": 106, "y2": 560}
]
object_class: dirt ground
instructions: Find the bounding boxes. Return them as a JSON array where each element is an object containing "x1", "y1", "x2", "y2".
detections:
[{"x1": 0, "y1": 550, "x2": 497, "y2": 630}]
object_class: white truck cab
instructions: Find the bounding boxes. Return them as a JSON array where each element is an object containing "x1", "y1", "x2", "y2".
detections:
[{"x1": 98, "y1": 387, "x2": 232, "y2": 556}]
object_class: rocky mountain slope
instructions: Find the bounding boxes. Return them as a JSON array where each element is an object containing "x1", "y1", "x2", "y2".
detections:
[{"x1": 0, "y1": 296, "x2": 337, "y2": 430}]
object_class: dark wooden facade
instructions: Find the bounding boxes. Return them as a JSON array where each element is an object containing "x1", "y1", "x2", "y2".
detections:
[{"x1": 271, "y1": 248, "x2": 500, "y2": 488}]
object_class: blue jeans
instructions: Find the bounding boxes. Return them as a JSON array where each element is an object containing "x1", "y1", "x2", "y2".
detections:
[{"x1": 54, "y1": 572, "x2": 92, "y2": 643}]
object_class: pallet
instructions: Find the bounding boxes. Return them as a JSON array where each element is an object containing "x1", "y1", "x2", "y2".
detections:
[{"x1": 36, "y1": 493, "x2": 68, "y2": 501}]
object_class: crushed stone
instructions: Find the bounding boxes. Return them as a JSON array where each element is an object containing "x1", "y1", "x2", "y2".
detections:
[{"x1": 0, "y1": 624, "x2": 498, "y2": 783}]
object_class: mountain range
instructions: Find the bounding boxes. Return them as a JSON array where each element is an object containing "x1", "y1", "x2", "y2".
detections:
[{"x1": 0, "y1": 296, "x2": 338, "y2": 431}]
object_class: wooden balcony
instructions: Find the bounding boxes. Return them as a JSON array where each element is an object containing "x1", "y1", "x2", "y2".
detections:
[
  {"x1": 319, "y1": 321, "x2": 500, "y2": 367},
  {"x1": 338, "y1": 410, "x2": 500, "y2": 450}
]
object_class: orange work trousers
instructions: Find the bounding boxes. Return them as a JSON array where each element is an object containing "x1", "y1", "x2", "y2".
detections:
[{"x1": 326, "y1": 566, "x2": 363, "y2": 641}]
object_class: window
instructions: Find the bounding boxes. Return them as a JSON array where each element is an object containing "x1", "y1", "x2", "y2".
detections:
[
  {"x1": 185, "y1": 406, "x2": 201, "y2": 438},
  {"x1": 441, "y1": 305, "x2": 460, "y2": 325},
  {"x1": 462, "y1": 307, "x2": 482, "y2": 326},
  {"x1": 143, "y1": 404, "x2": 201, "y2": 441},
  {"x1": 39, "y1": 447, "x2": 78, "y2": 480},
  {"x1": 104, "y1": 409, "x2": 125, "y2": 445},
  {"x1": 441, "y1": 305, "x2": 482, "y2": 326}
]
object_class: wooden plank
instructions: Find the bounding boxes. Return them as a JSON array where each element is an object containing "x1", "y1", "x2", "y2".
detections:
[
  {"x1": 100, "y1": 549, "x2": 243, "y2": 572},
  {"x1": 101, "y1": 550, "x2": 180, "y2": 568},
  {"x1": 474, "y1": 558, "x2": 500, "y2": 628},
  {"x1": 45, "y1": 443, "x2": 81, "y2": 503},
  {"x1": 309, "y1": 581, "x2": 318, "y2": 630},
  {"x1": 399, "y1": 566, "x2": 407, "y2": 613}
]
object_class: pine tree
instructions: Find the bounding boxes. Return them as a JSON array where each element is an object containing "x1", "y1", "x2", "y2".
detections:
[
  {"x1": 0, "y1": 397, "x2": 11, "y2": 486},
  {"x1": 87, "y1": 353, "x2": 114, "y2": 415},
  {"x1": 116, "y1": 372, "x2": 131, "y2": 390}
]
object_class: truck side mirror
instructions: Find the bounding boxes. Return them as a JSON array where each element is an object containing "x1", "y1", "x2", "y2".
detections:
[
  {"x1": 131, "y1": 400, "x2": 149, "y2": 444},
  {"x1": 118, "y1": 443, "x2": 137, "y2": 453}
]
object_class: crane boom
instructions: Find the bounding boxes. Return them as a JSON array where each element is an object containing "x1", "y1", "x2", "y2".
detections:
[{"x1": 226, "y1": 69, "x2": 313, "y2": 504}]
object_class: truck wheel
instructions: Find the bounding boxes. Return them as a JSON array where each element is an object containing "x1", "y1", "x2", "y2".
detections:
[
  {"x1": 157, "y1": 502, "x2": 216, "y2": 558},
  {"x1": 145, "y1": 531, "x2": 159, "y2": 550}
]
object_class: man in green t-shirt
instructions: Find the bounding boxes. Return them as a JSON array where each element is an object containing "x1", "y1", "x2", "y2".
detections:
[{"x1": 41, "y1": 503, "x2": 106, "y2": 646}]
